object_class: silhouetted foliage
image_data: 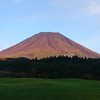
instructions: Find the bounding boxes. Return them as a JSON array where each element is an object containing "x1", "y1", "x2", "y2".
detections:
[{"x1": 0, "y1": 56, "x2": 100, "y2": 80}]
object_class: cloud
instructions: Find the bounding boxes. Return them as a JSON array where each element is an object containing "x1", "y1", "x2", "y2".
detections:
[
  {"x1": 13, "y1": 0, "x2": 23, "y2": 4},
  {"x1": 85, "y1": 0, "x2": 100, "y2": 15},
  {"x1": 48, "y1": 0, "x2": 68, "y2": 7}
]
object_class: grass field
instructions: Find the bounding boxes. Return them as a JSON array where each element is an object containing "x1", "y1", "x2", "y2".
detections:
[{"x1": 0, "y1": 78, "x2": 100, "y2": 100}]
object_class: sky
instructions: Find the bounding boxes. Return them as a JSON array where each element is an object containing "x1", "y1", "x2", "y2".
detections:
[{"x1": 0, "y1": 0, "x2": 100, "y2": 53}]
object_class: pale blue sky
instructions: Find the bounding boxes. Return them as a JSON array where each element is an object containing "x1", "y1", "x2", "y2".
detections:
[{"x1": 0, "y1": 0, "x2": 100, "y2": 53}]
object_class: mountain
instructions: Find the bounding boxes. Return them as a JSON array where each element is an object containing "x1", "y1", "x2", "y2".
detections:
[{"x1": 0, "y1": 32, "x2": 100, "y2": 59}]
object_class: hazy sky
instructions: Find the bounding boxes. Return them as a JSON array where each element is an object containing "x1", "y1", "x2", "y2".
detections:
[{"x1": 0, "y1": 0, "x2": 100, "y2": 53}]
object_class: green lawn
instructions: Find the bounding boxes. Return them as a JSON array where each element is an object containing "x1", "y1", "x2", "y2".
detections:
[{"x1": 0, "y1": 78, "x2": 100, "y2": 100}]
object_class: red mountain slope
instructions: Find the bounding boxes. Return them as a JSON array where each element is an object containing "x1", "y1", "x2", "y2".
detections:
[{"x1": 0, "y1": 32, "x2": 100, "y2": 59}]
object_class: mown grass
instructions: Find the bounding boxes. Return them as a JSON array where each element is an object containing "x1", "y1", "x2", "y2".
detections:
[{"x1": 0, "y1": 78, "x2": 100, "y2": 100}]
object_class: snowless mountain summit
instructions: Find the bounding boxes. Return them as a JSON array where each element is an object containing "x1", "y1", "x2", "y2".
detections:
[{"x1": 0, "y1": 32, "x2": 100, "y2": 59}]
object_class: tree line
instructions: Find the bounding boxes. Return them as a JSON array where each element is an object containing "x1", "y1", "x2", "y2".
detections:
[{"x1": 0, "y1": 56, "x2": 100, "y2": 80}]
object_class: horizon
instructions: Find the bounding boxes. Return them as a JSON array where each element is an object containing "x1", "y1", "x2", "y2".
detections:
[{"x1": 0, "y1": 0, "x2": 100, "y2": 53}]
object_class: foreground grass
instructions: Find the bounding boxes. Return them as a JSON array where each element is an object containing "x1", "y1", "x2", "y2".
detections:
[{"x1": 0, "y1": 78, "x2": 100, "y2": 100}]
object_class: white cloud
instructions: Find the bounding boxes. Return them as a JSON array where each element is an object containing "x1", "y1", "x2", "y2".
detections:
[
  {"x1": 13, "y1": 0, "x2": 23, "y2": 4},
  {"x1": 85, "y1": 0, "x2": 100, "y2": 15}
]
